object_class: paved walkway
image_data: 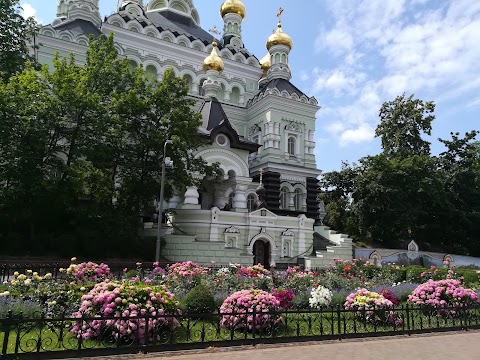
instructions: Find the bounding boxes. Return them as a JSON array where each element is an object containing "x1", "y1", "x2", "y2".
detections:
[{"x1": 72, "y1": 331, "x2": 480, "y2": 360}]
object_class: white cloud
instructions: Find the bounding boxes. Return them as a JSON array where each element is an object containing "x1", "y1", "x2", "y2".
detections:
[
  {"x1": 339, "y1": 125, "x2": 375, "y2": 146},
  {"x1": 20, "y1": 3, "x2": 37, "y2": 19},
  {"x1": 309, "y1": 0, "x2": 480, "y2": 147}
]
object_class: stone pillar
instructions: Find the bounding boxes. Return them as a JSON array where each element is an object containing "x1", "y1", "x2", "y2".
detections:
[
  {"x1": 180, "y1": 186, "x2": 201, "y2": 209},
  {"x1": 233, "y1": 184, "x2": 248, "y2": 212}
]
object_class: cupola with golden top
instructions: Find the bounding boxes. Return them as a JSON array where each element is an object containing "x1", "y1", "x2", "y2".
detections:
[
  {"x1": 203, "y1": 39, "x2": 224, "y2": 73},
  {"x1": 220, "y1": 0, "x2": 246, "y2": 20},
  {"x1": 266, "y1": 7, "x2": 293, "y2": 81},
  {"x1": 220, "y1": 0, "x2": 246, "y2": 48}
]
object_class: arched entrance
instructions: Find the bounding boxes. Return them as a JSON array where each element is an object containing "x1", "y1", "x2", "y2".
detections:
[{"x1": 253, "y1": 240, "x2": 271, "y2": 269}]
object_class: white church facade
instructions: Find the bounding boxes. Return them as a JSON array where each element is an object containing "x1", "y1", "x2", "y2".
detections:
[{"x1": 36, "y1": 0, "x2": 353, "y2": 268}]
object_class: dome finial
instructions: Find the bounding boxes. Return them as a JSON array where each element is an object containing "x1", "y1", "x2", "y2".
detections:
[
  {"x1": 203, "y1": 26, "x2": 224, "y2": 72},
  {"x1": 266, "y1": 7, "x2": 293, "y2": 50}
]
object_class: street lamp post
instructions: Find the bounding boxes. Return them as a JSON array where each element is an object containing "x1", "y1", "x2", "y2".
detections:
[{"x1": 155, "y1": 139, "x2": 173, "y2": 263}]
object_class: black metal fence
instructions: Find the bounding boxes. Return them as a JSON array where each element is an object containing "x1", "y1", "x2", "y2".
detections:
[{"x1": 1, "y1": 304, "x2": 480, "y2": 359}]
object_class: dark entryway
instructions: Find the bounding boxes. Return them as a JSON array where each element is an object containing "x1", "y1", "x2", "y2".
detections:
[{"x1": 253, "y1": 240, "x2": 271, "y2": 269}]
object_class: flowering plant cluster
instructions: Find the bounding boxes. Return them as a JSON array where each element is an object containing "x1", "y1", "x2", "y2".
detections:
[
  {"x1": 71, "y1": 280, "x2": 181, "y2": 343},
  {"x1": 166, "y1": 261, "x2": 208, "y2": 281},
  {"x1": 236, "y1": 264, "x2": 271, "y2": 278},
  {"x1": 65, "y1": 261, "x2": 111, "y2": 282},
  {"x1": 344, "y1": 288, "x2": 402, "y2": 326},
  {"x1": 379, "y1": 289, "x2": 400, "y2": 306},
  {"x1": 219, "y1": 289, "x2": 281, "y2": 331},
  {"x1": 309, "y1": 285, "x2": 332, "y2": 309},
  {"x1": 272, "y1": 288, "x2": 294, "y2": 309},
  {"x1": 9, "y1": 270, "x2": 52, "y2": 287},
  {"x1": 408, "y1": 279, "x2": 479, "y2": 317}
]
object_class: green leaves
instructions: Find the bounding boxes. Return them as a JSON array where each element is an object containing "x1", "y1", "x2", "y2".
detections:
[
  {"x1": 0, "y1": 34, "x2": 216, "y2": 258},
  {"x1": 0, "y1": 0, "x2": 39, "y2": 81},
  {"x1": 376, "y1": 93, "x2": 435, "y2": 159}
]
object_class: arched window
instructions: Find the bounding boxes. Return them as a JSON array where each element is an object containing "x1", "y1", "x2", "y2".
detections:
[
  {"x1": 231, "y1": 87, "x2": 240, "y2": 104},
  {"x1": 145, "y1": 65, "x2": 157, "y2": 83},
  {"x1": 247, "y1": 194, "x2": 256, "y2": 212},
  {"x1": 288, "y1": 137, "x2": 296, "y2": 156},
  {"x1": 280, "y1": 187, "x2": 289, "y2": 209},
  {"x1": 228, "y1": 192, "x2": 235, "y2": 208},
  {"x1": 182, "y1": 74, "x2": 192, "y2": 92},
  {"x1": 198, "y1": 78, "x2": 206, "y2": 96},
  {"x1": 294, "y1": 189, "x2": 303, "y2": 211}
]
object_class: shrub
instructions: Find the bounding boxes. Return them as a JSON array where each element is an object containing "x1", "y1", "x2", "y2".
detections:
[
  {"x1": 344, "y1": 289, "x2": 402, "y2": 326},
  {"x1": 408, "y1": 279, "x2": 480, "y2": 317},
  {"x1": 0, "y1": 296, "x2": 43, "y2": 319},
  {"x1": 183, "y1": 284, "x2": 217, "y2": 316},
  {"x1": 66, "y1": 261, "x2": 111, "y2": 282},
  {"x1": 220, "y1": 290, "x2": 281, "y2": 332},
  {"x1": 309, "y1": 285, "x2": 333, "y2": 309},
  {"x1": 71, "y1": 280, "x2": 181, "y2": 344},
  {"x1": 379, "y1": 289, "x2": 400, "y2": 306},
  {"x1": 272, "y1": 288, "x2": 294, "y2": 309}
]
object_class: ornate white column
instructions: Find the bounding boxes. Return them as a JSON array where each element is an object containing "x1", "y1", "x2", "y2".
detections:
[
  {"x1": 168, "y1": 194, "x2": 182, "y2": 209},
  {"x1": 182, "y1": 186, "x2": 200, "y2": 209}
]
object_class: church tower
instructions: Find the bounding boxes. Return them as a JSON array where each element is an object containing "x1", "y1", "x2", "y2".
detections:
[
  {"x1": 53, "y1": 0, "x2": 101, "y2": 28},
  {"x1": 202, "y1": 36, "x2": 224, "y2": 99},
  {"x1": 247, "y1": 8, "x2": 320, "y2": 219},
  {"x1": 266, "y1": 10, "x2": 293, "y2": 81},
  {"x1": 220, "y1": 0, "x2": 246, "y2": 49}
]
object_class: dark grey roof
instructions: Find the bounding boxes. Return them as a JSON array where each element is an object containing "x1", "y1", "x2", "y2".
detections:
[
  {"x1": 198, "y1": 97, "x2": 260, "y2": 153},
  {"x1": 260, "y1": 78, "x2": 307, "y2": 98},
  {"x1": 115, "y1": 11, "x2": 253, "y2": 59},
  {"x1": 199, "y1": 97, "x2": 228, "y2": 131},
  {"x1": 146, "y1": 10, "x2": 213, "y2": 44},
  {"x1": 54, "y1": 19, "x2": 102, "y2": 37}
]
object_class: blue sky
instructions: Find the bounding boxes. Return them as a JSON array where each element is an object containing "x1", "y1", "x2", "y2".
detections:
[{"x1": 20, "y1": 0, "x2": 480, "y2": 172}]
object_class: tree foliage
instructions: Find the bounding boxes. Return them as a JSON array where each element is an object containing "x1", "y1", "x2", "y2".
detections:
[
  {"x1": 0, "y1": 34, "x2": 217, "y2": 258},
  {"x1": 0, "y1": 0, "x2": 39, "y2": 80},
  {"x1": 321, "y1": 94, "x2": 480, "y2": 254}
]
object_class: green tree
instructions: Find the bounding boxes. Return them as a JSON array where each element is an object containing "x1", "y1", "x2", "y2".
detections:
[
  {"x1": 0, "y1": 0, "x2": 39, "y2": 80},
  {"x1": 437, "y1": 131, "x2": 480, "y2": 254},
  {"x1": 375, "y1": 93, "x2": 435, "y2": 158},
  {"x1": 0, "y1": 34, "x2": 217, "y2": 258}
]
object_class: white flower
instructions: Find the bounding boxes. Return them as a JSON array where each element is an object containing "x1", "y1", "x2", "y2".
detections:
[
  {"x1": 24, "y1": 279, "x2": 32, "y2": 286},
  {"x1": 309, "y1": 285, "x2": 333, "y2": 309},
  {"x1": 80, "y1": 287, "x2": 86, "y2": 291}
]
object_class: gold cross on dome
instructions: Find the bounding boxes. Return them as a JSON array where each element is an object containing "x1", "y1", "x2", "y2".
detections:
[
  {"x1": 209, "y1": 25, "x2": 221, "y2": 37},
  {"x1": 277, "y1": 7, "x2": 284, "y2": 20}
]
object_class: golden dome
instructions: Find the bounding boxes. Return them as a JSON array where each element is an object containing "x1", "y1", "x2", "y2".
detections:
[
  {"x1": 220, "y1": 0, "x2": 246, "y2": 19},
  {"x1": 259, "y1": 53, "x2": 271, "y2": 78},
  {"x1": 266, "y1": 22, "x2": 293, "y2": 50},
  {"x1": 260, "y1": 53, "x2": 271, "y2": 70},
  {"x1": 203, "y1": 41, "x2": 224, "y2": 72}
]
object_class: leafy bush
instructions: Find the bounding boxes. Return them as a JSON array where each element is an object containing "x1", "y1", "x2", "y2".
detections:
[
  {"x1": 66, "y1": 261, "x2": 111, "y2": 282},
  {"x1": 219, "y1": 290, "x2": 281, "y2": 332},
  {"x1": 344, "y1": 289, "x2": 402, "y2": 326},
  {"x1": 183, "y1": 284, "x2": 217, "y2": 315},
  {"x1": 408, "y1": 279, "x2": 480, "y2": 317},
  {"x1": 309, "y1": 285, "x2": 333, "y2": 309},
  {"x1": 272, "y1": 288, "x2": 294, "y2": 309},
  {"x1": 71, "y1": 280, "x2": 181, "y2": 344},
  {"x1": 0, "y1": 296, "x2": 43, "y2": 319}
]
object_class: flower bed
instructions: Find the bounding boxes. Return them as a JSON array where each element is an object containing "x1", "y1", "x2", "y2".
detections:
[
  {"x1": 344, "y1": 288, "x2": 402, "y2": 326},
  {"x1": 71, "y1": 280, "x2": 181, "y2": 344},
  {"x1": 219, "y1": 289, "x2": 281, "y2": 332},
  {"x1": 408, "y1": 279, "x2": 480, "y2": 317}
]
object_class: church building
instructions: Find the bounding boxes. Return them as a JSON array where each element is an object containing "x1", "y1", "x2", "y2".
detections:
[{"x1": 36, "y1": 0, "x2": 353, "y2": 268}]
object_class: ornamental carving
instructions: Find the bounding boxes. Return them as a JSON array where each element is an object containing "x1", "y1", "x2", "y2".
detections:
[
  {"x1": 249, "y1": 124, "x2": 261, "y2": 136},
  {"x1": 225, "y1": 226, "x2": 240, "y2": 234},
  {"x1": 285, "y1": 122, "x2": 302, "y2": 132},
  {"x1": 282, "y1": 229, "x2": 294, "y2": 237}
]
